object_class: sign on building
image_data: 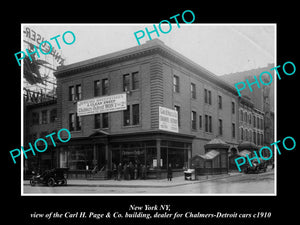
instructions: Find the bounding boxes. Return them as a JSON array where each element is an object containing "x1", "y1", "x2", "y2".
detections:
[
  {"x1": 77, "y1": 93, "x2": 127, "y2": 116},
  {"x1": 158, "y1": 106, "x2": 179, "y2": 133}
]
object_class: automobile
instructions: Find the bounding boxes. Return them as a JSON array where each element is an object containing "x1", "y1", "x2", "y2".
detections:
[
  {"x1": 244, "y1": 159, "x2": 267, "y2": 174},
  {"x1": 30, "y1": 168, "x2": 69, "y2": 187}
]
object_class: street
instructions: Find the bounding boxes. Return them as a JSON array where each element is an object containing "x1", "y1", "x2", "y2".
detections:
[{"x1": 23, "y1": 171, "x2": 274, "y2": 195}]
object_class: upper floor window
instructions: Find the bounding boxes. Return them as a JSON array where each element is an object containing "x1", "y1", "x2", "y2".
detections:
[
  {"x1": 94, "y1": 80, "x2": 101, "y2": 97},
  {"x1": 173, "y1": 75, "x2": 180, "y2": 93},
  {"x1": 76, "y1": 84, "x2": 82, "y2": 100},
  {"x1": 69, "y1": 84, "x2": 81, "y2": 101},
  {"x1": 123, "y1": 72, "x2": 139, "y2": 92},
  {"x1": 174, "y1": 105, "x2": 181, "y2": 127},
  {"x1": 232, "y1": 102, "x2": 235, "y2": 114},
  {"x1": 191, "y1": 83, "x2": 196, "y2": 99},
  {"x1": 204, "y1": 89, "x2": 212, "y2": 105},
  {"x1": 102, "y1": 78, "x2": 109, "y2": 95},
  {"x1": 41, "y1": 110, "x2": 48, "y2": 124},
  {"x1": 218, "y1": 95, "x2": 222, "y2": 109},
  {"x1": 132, "y1": 72, "x2": 139, "y2": 90},
  {"x1": 191, "y1": 111, "x2": 197, "y2": 130},
  {"x1": 123, "y1": 74, "x2": 130, "y2": 92}
]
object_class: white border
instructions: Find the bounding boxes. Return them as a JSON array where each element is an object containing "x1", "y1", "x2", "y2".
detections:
[{"x1": 20, "y1": 23, "x2": 277, "y2": 196}]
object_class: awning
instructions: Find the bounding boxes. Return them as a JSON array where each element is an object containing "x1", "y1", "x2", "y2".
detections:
[
  {"x1": 203, "y1": 150, "x2": 220, "y2": 159},
  {"x1": 238, "y1": 150, "x2": 251, "y2": 157}
]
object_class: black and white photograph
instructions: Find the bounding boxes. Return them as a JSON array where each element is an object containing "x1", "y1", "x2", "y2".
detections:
[{"x1": 21, "y1": 24, "x2": 275, "y2": 195}]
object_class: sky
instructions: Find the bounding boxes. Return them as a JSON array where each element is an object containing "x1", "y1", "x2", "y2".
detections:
[{"x1": 22, "y1": 24, "x2": 275, "y2": 76}]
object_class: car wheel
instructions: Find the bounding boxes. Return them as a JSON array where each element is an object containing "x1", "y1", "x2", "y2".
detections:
[
  {"x1": 47, "y1": 178, "x2": 55, "y2": 187},
  {"x1": 30, "y1": 179, "x2": 36, "y2": 186},
  {"x1": 61, "y1": 178, "x2": 67, "y2": 186}
]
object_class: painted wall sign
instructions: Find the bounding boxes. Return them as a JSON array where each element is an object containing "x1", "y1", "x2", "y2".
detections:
[{"x1": 158, "y1": 106, "x2": 179, "y2": 133}]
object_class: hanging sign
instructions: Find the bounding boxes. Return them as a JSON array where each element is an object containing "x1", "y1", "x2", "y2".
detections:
[{"x1": 77, "y1": 93, "x2": 127, "y2": 116}]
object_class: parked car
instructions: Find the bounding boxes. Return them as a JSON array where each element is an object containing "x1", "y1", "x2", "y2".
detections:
[
  {"x1": 244, "y1": 159, "x2": 267, "y2": 174},
  {"x1": 30, "y1": 168, "x2": 69, "y2": 187}
]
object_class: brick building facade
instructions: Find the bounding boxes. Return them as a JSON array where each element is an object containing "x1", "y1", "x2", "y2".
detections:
[{"x1": 24, "y1": 39, "x2": 267, "y2": 178}]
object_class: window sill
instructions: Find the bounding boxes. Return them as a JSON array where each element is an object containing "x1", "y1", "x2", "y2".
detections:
[{"x1": 122, "y1": 124, "x2": 141, "y2": 128}]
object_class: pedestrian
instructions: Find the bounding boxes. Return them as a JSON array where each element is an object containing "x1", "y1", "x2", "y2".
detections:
[
  {"x1": 129, "y1": 162, "x2": 134, "y2": 180},
  {"x1": 117, "y1": 163, "x2": 122, "y2": 181},
  {"x1": 134, "y1": 164, "x2": 138, "y2": 180},
  {"x1": 112, "y1": 163, "x2": 117, "y2": 180},
  {"x1": 167, "y1": 163, "x2": 172, "y2": 181},
  {"x1": 141, "y1": 164, "x2": 146, "y2": 179}
]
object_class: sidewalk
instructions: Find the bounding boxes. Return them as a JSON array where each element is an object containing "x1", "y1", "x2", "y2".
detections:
[{"x1": 24, "y1": 169, "x2": 274, "y2": 188}]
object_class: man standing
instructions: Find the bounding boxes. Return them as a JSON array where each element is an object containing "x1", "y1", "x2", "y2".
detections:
[{"x1": 167, "y1": 163, "x2": 173, "y2": 181}]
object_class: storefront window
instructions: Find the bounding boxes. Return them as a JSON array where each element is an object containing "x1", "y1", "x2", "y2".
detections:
[
  {"x1": 59, "y1": 145, "x2": 93, "y2": 170},
  {"x1": 161, "y1": 141, "x2": 190, "y2": 169}
]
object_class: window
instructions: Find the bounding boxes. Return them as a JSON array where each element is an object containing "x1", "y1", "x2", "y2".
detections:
[
  {"x1": 208, "y1": 90, "x2": 212, "y2": 104},
  {"x1": 199, "y1": 115, "x2": 202, "y2": 129},
  {"x1": 257, "y1": 117, "x2": 260, "y2": 129},
  {"x1": 123, "y1": 105, "x2": 130, "y2": 126},
  {"x1": 76, "y1": 114, "x2": 81, "y2": 130},
  {"x1": 50, "y1": 109, "x2": 57, "y2": 123},
  {"x1": 218, "y1": 119, "x2": 223, "y2": 136},
  {"x1": 191, "y1": 111, "x2": 197, "y2": 130},
  {"x1": 132, "y1": 104, "x2": 140, "y2": 125},
  {"x1": 218, "y1": 95, "x2": 222, "y2": 109},
  {"x1": 174, "y1": 105, "x2": 180, "y2": 127},
  {"x1": 204, "y1": 89, "x2": 212, "y2": 104},
  {"x1": 69, "y1": 113, "x2": 75, "y2": 131},
  {"x1": 94, "y1": 114, "x2": 101, "y2": 129},
  {"x1": 209, "y1": 116, "x2": 212, "y2": 132},
  {"x1": 232, "y1": 102, "x2": 235, "y2": 114},
  {"x1": 191, "y1": 83, "x2": 196, "y2": 99},
  {"x1": 95, "y1": 113, "x2": 109, "y2": 129},
  {"x1": 205, "y1": 115, "x2": 212, "y2": 133},
  {"x1": 232, "y1": 123, "x2": 236, "y2": 138},
  {"x1": 132, "y1": 72, "x2": 139, "y2": 90},
  {"x1": 69, "y1": 86, "x2": 75, "y2": 101},
  {"x1": 31, "y1": 112, "x2": 39, "y2": 125},
  {"x1": 173, "y1": 75, "x2": 179, "y2": 93},
  {"x1": 41, "y1": 110, "x2": 47, "y2": 124},
  {"x1": 253, "y1": 115, "x2": 256, "y2": 127},
  {"x1": 123, "y1": 74, "x2": 130, "y2": 92},
  {"x1": 94, "y1": 80, "x2": 101, "y2": 97},
  {"x1": 240, "y1": 110, "x2": 243, "y2": 122},
  {"x1": 102, "y1": 78, "x2": 108, "y2": 95},
  {"x1": 102, "y1": 113, "x2": 109, "y2": 128},
  {"x1": 240, "y1": 128, "x2": 244, "y2": 141},
  {"x1": 249, "y1": 114, "x2": 252, "y2": 124},
  {"x1": 76, "y1": 84, "x2": 82, "y2": 100}
]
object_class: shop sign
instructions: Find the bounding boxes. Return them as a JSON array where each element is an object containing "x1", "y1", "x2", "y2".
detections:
[
  {"x1": 77, "y1": 93, "x2": 127, "y2": 116},
  {"x1": 158, "y1": 106, "x2": 178, "y2": 133}
]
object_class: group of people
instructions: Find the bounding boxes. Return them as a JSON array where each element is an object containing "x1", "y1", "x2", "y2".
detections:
[{"x1": 112, "y1": 162, "x2": 147, "y2": 180}]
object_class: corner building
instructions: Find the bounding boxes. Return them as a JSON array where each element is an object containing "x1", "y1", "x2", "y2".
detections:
[{"x1": 54, "y1": 39, "x2": 245, "y2": 179}]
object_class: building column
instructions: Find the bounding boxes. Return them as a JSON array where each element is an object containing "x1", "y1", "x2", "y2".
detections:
[
  {"x1": 92, "y1": 144, "x2": 97, "y2": 169},
  {"x1": 156, "y1": 138, "x2": 161, "y2": 179}
]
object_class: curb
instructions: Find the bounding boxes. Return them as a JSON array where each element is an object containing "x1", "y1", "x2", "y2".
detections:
[{"x1": 23, "y1": 171, "x2": 263, "y2": 188}]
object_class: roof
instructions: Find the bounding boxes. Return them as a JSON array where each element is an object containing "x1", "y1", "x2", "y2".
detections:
[
  {"x1": 54, "y1": 39, "x2": 239, "y2": 96},
  {"x1": 204, "y1": 138, "x2": 230, "y2": 150},
  {"x1": 192, "y1": 150, "x2": 220, "y2": 160}
]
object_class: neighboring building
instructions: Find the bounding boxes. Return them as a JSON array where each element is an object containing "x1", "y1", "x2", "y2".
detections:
[
  {"x1": 220, "y1": 64, "x2": 275, "y2": 152},
  {"x1": 24, "y1": 99, "x2": 58, "y2": 174}
]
